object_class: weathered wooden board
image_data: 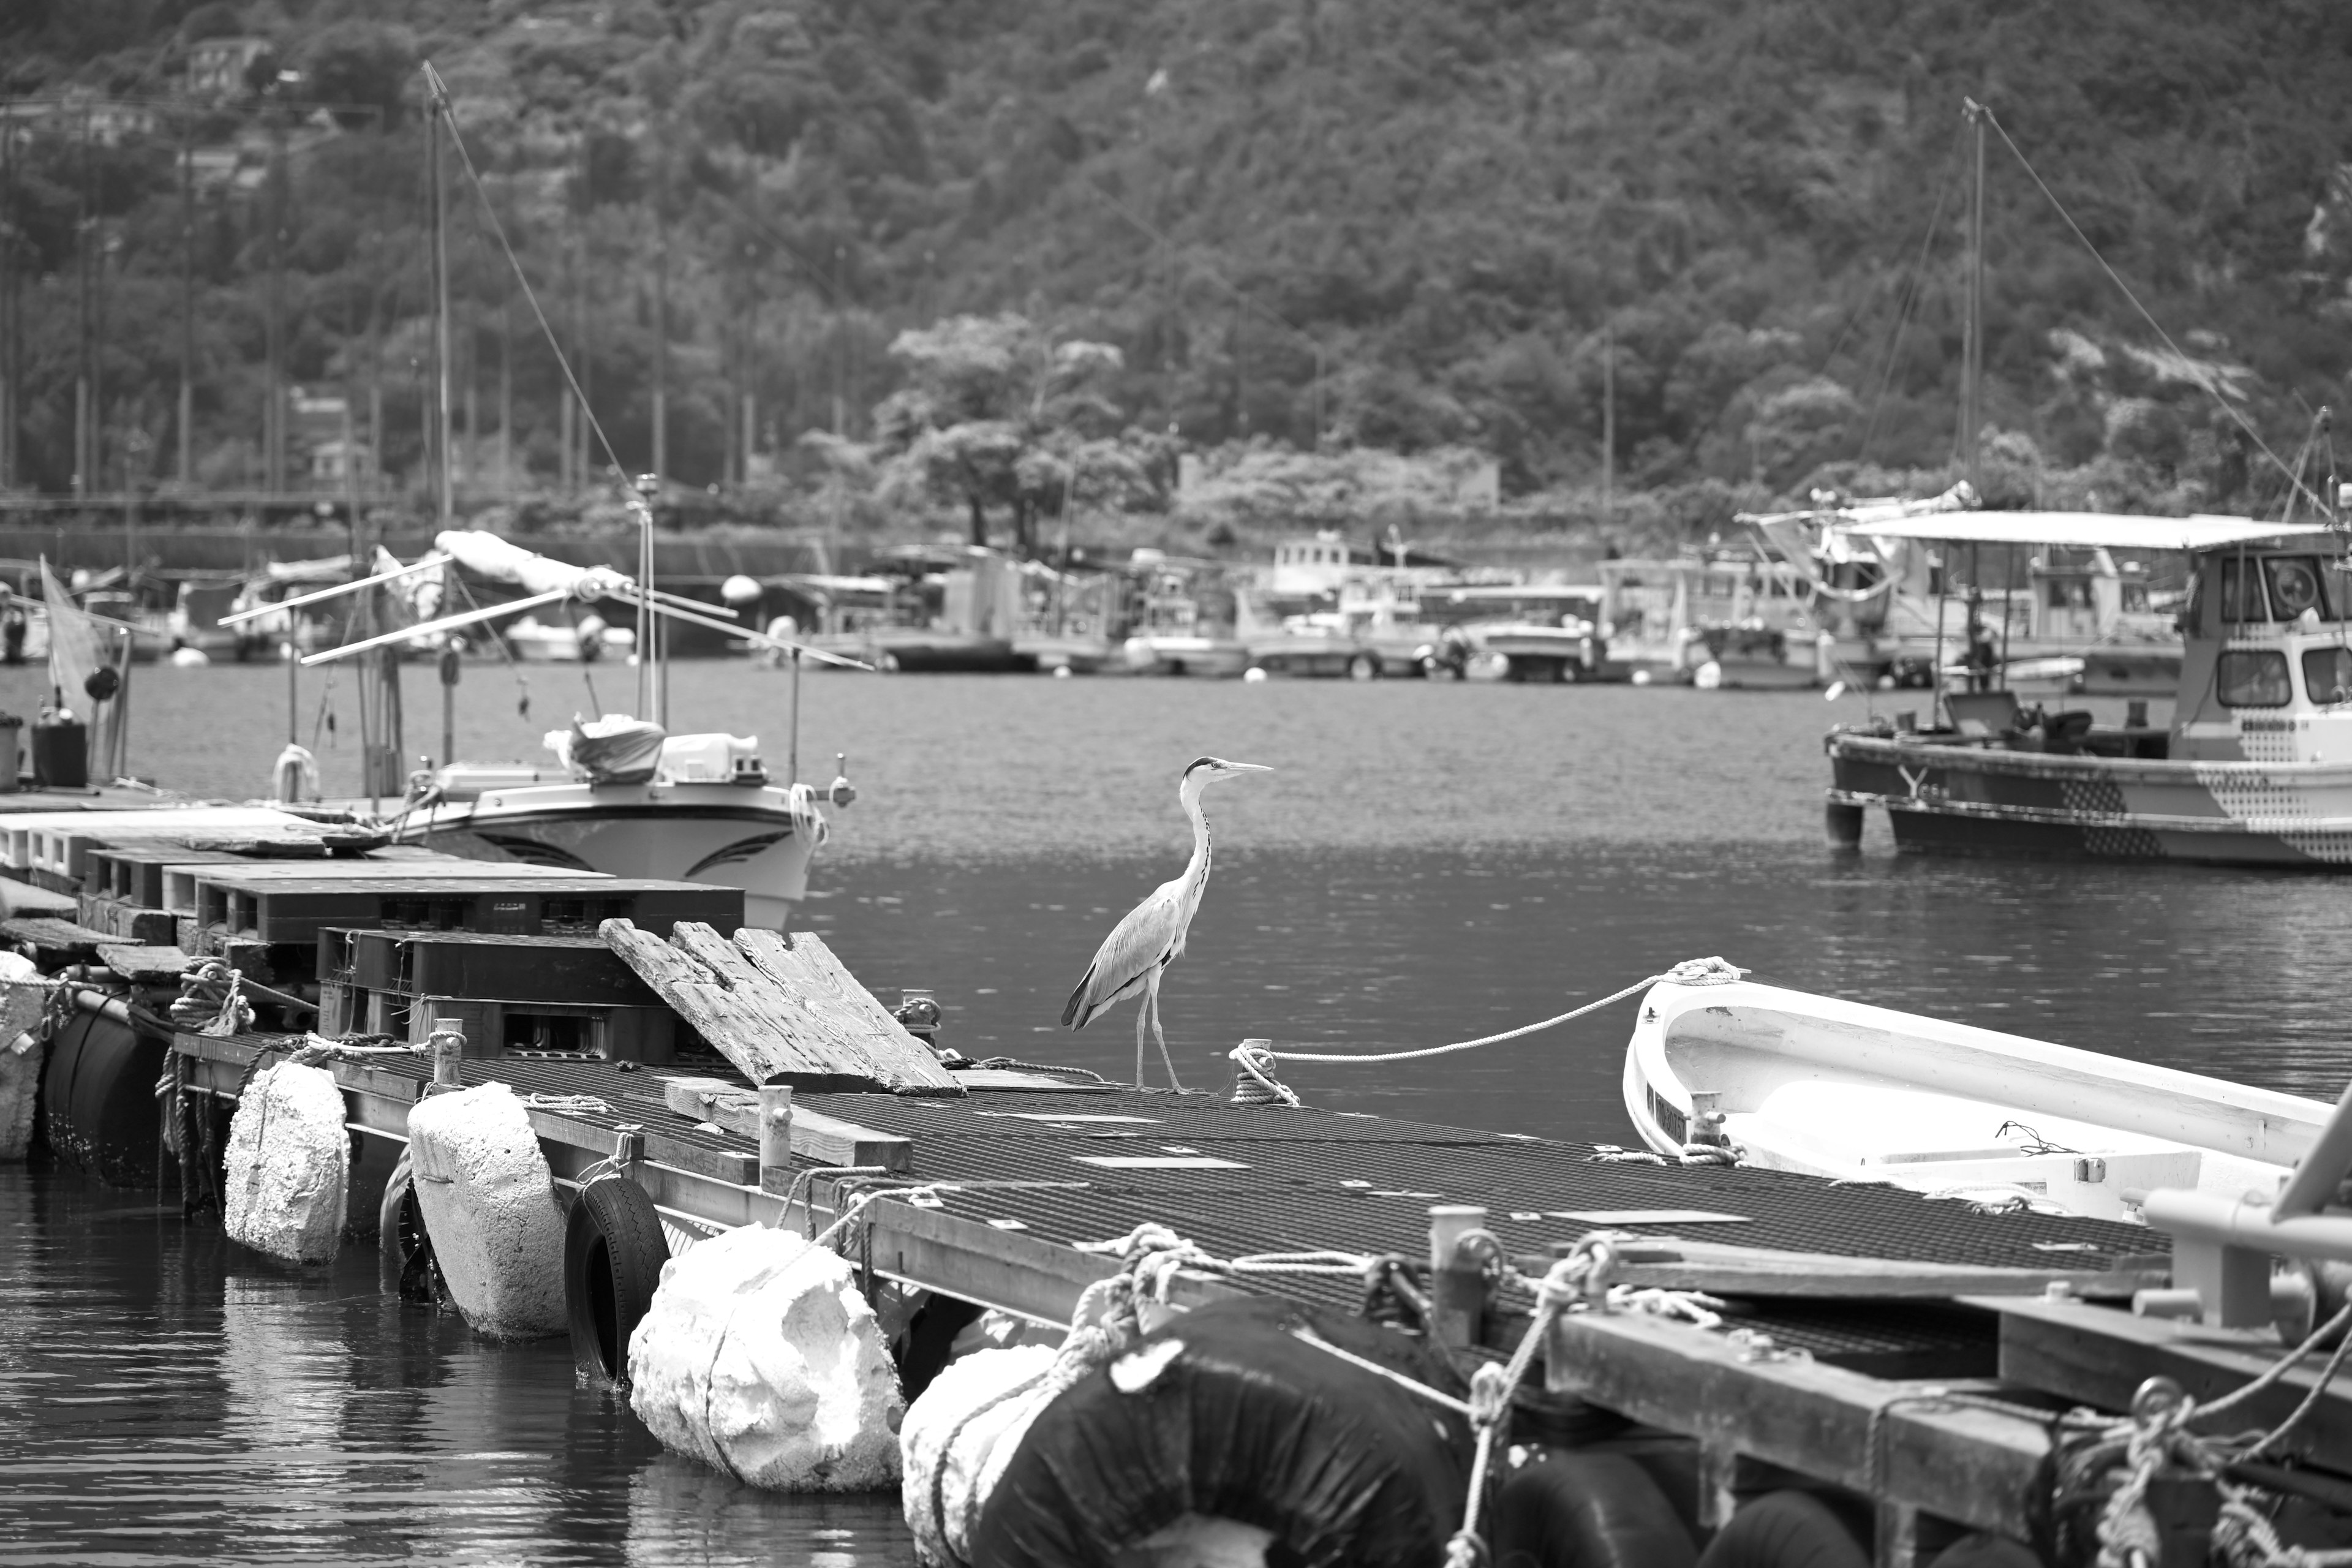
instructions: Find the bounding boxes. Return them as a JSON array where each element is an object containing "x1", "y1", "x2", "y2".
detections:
[
  {"x1": 0, "y1": 915, "x2": 113, "y2": 967},
  {"x1": 1547, "y1": 1307, "x2": 2051, "y2": 1539},
  {"x1": 601, "y1": 919, "x2": 961, "y2": 1095},
  {"x1": 99, "y1": 943, "x2": 192, "y2": 984},
  {"x1": 1988, "y1": 1295, "x2": 2352, "y2": 1470},
  {"x1": 1566, "y1": 1238, "x2": 2163, "y2": 1300},
  {"x1": 659, "y1": 1072, "x2": 913, "y2": 1173}
]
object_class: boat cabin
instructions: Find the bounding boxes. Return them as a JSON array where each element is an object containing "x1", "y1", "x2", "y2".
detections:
[{"x1": 2173, "y1": 540, "x2": 2352, "y2": 763}]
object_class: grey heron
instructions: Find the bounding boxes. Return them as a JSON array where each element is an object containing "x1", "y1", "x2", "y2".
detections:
[{"x1": 1061, "y1": 756, "x2": 1273, "y2": 1088}]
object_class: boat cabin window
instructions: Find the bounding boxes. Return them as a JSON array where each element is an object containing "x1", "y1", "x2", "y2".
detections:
[
  {"x1": 2304, "y1": 646, "x2": 2352, "y2": 706},
  {"x1": 2218, "y1": 649, "x2": 2292, "y2": 707},
  {"x1": 2046, "y1": 577, "x2": 2094, "y2": 610},
  {"x1": 2268, "y1": 557, "x2": 2331, "y2": 620},
  {"x1": 2218, "y1": 556, "x2": 2335, "y2": 623}
]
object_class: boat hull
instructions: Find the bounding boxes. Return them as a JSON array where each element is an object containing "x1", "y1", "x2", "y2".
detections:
[
  {"x1": 1827, "y1": 730, "x2": 2352, "y2": 866},
  {"x1": 403, "y1": 780, "x2": 824, "y2": 928},
  {"x1": 1623, "y1": 977, "x2": 2321, "y2": 1221}
]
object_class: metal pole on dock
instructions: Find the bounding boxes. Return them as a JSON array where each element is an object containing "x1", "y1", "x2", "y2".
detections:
[{"x1": 787, "y1": 648, "x2": 801, "y2": 785}]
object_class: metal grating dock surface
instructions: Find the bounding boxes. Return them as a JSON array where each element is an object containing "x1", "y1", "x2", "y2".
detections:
[{"x1": 205, "y1": 1041, "x2": 2163, "y2": 1357}]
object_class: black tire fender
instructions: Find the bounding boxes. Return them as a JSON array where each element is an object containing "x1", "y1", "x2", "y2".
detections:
[
  {"x1": 1493, "y1": 1452, "x2": 1697, "y2": 1568},
  {"x1": 1697, "y1": 1491, "x2": 1871, "y2": 1568},
  {"x1": 379, "y1": 1152, "x2": 450, "y2": 1308},
  {"x1": 970, "y1": 1296, "x2": 1471, "y2": 1567},
  {"x1": 565, "y1": 1175, "x2": 671, "y2": 1387}
]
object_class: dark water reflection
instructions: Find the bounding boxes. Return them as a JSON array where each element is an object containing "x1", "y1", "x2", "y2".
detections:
[
  {"x1": 0, "y1": 1171, "x2": 908, "y2": 1566},
  {"x1": 3, "y1": 666, "x2": 2348, "y2": 1561}
]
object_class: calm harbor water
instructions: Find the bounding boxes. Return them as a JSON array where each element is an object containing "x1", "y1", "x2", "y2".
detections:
[{"x1": 4, "y1": 661, "x2": 2348, "y2": 1563}]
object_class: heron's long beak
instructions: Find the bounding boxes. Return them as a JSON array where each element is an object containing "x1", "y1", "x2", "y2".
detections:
[{"x1": 1224, "y1": 762, "x2": 1275, "y2": 774}]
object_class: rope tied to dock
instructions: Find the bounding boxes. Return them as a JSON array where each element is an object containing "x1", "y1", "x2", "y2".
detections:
[
  {"x1": 2047, "y1": 1298, "x2": 2352, "y2": 1568},
  {"x1": 1233, "y1": 957, "x2": 1747, "y2": 1099},
  {"x1": 171, "y1": 960, "x2": 254, "y2": 1038}
]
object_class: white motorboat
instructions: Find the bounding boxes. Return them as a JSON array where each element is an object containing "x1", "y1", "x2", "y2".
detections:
[
  {"x1": 399, "y1": 739, "x2": 843, "y2": 930},
  {"x1": 1623, "y1": 975, "x2": 2328, "y2": 1222},
  {"x1": 269, "y1": 527, "x2": 867, "y2": 929}
]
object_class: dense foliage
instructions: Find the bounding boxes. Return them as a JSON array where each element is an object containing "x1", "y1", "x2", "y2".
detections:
[{"x1": 5, "y1": 0, "x2": 2351, "y2": 546}]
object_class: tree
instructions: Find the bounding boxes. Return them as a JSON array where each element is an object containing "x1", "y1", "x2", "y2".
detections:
[{"x1": 869, "y1": 313, "x2": 1156, "y2": 550}]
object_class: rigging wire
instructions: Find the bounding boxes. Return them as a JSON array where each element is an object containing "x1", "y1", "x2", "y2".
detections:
[
  {"x1": 1982, "y1": 106, "x2": 2326, "y2": 518},
  {"x1": 421, "y1": 62, "x2": 627, "y2": 492},
  {"x1": 1858, "y1": 129, "x2": 1964, "y2": 466}
]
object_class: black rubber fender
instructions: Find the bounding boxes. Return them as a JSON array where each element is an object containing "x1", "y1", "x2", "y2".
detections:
[
  {"x1": 1697, "y1": 1491, "x2": 1871, "y2": 1568},
  {"x1": 41, "y1": 1005, "x2": 164, "y2": 1187},
  {"x1": 565, "y1": 1175, "x2": 670, "y2": 1387},
  {"x1": 969, "y1": 1295, "x2": 1472, "y2": 1568},
  {"x1": 1493, "y1": 1452, "x2": 1697, "y2": 1568},
  {"x1": 1926, "y1": 1536, "x2": 2043, "y2": 1568},
  {"x1": 379, "y1": 1152, "x2": 451, "y2": 1308}
]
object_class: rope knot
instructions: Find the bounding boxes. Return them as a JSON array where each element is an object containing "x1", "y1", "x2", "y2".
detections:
[
  {"x1": 1660, "y1": 957, "x2": 1748, "y2": 987},
  {"x1": 1466, "y1": 1362, "x2": 1513, "y2": 1431}
]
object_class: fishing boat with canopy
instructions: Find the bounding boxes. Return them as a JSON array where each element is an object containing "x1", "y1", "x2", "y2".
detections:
[{"x1": 1821, "y1": 510, "x2": 2352, "y2": 864}]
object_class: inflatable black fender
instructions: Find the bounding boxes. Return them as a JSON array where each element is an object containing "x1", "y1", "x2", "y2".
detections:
[
  {"x1": 1493, "y1": 1452, "x2": 1697, "y2": 1568},
  {"x1": 970, "y1": 1296, "x2": 1471, "y2": 1568},
  {"x1": 1697, "y1": 1491, "x2": 1871, "y2": 1568},
  {"x1": 42, "y1": 1005, "x2": 165, "y2": 1187},
  {"x1": 564, "y1": 1175, "x2": 670, "y2": 1387}
]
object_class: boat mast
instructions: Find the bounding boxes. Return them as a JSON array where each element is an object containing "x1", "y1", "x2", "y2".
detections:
[
  {"x1": 429, "y1": 81, "x2": 454, "y2": 529},
  {"x1": 1962, "y1": 99, "x2": 1986, "y2": 498}
]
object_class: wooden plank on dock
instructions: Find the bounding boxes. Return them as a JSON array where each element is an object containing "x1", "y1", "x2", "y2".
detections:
[
  {"x1": 1593, "y1": 1238, "x2": 2162, "y2": 1299},
  {"x1": 100, "y1": 943, "x2": 190, "y2": 984},
  {"x1": 1547, "y1": 1308, "x2": 2050, "y2": 1539},
  {"x1": 0, "y1": 914, "x2": 115, "y2": 966},
  {"x1": 659, "y1": 1073, "x2": 914, "y2": 1173},
  {"x1": 734, "y1": 928, "x2": 960, "y2": 1091},
  {"x1": 601, "y1": 919, "x2": 962, "y2": 1095},
  {"x1": 1988, "y1": 1295, "x2": 2352, "y2": 1469}
]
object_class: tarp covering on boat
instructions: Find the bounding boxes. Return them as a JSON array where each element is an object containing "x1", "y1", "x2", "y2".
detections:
[
  {"x1": 554, "y1": 714, "x2": 665, "y2": 784},
  {"x1": 1846, "y1": 513, "x2": 2334, "y2": 551}
]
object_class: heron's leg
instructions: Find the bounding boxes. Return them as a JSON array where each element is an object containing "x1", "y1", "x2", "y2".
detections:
[
  {"x1": 1149, "y1": 971, "x2": 1184, "y2": 1092},
  {"x1": 1133, "y1": 983, "x2": 1149, "y2": 1088}
]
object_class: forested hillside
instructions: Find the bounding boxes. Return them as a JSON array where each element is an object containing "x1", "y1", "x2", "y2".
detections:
[{"x1": 4, "y1": 0, "x2": 2352, "y2": 548}]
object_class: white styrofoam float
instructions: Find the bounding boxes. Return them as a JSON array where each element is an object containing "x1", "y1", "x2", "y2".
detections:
[
  {"x1": 900, "y1": 1343, "x2": 1060, "y2": 1567},
  {"x1": 221, "y1": 1060, "x2": 349, "y2": 1263},
  {"x1": 404, "y1": 1081, "x2": 568, "y2": 1338},
  {"x1": 0, "y1": 1029, "x2": 41, "y2": 1162},
  {"x1": 628, "y1": 1224, "x2": 903, "y2": 1491},
  {"x1": 0, "y1": 957, "x2": 43, "y2": 1162}
]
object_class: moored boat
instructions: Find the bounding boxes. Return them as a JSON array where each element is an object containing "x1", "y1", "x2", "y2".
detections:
[
  {"x1": 1824, "y1": 513, "x2": 2352, "y2": 864},
  {"x1": 1623, "y1": 974, "x2": 2324, "y2": 1221}
]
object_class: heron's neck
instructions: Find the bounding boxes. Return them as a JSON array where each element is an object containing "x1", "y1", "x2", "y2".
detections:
[{"x1": 1180, "y1": 778, "x2": 1212, "y2": 887}]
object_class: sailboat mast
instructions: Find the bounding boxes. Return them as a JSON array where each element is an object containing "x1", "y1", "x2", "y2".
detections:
[
  {"x1": 430, "y1": 85, "x2": 454, "y2": 527},
  {"x1": 1963, "y1": 99, "x2": 1986, "y2": 496}
]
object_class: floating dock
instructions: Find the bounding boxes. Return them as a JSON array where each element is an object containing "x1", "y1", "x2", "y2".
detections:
[{"x1": 10, "y1": 799, "x2": 2352, "y2": 1566}]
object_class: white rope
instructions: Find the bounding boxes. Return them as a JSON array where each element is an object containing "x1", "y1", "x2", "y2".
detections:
[{"x1": 1246, "y1": 957, "x2": 1746, "y2": 1067}]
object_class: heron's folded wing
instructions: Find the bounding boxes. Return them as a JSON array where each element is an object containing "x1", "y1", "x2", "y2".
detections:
[{"x1": 1061, "y1": 886, "x2": 1178, "y2": 1029}]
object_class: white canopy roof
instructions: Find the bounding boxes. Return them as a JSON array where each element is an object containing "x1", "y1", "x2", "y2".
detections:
[{"x1": 1846, "y1": 512, "x2": 2337, "y2": 551}]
